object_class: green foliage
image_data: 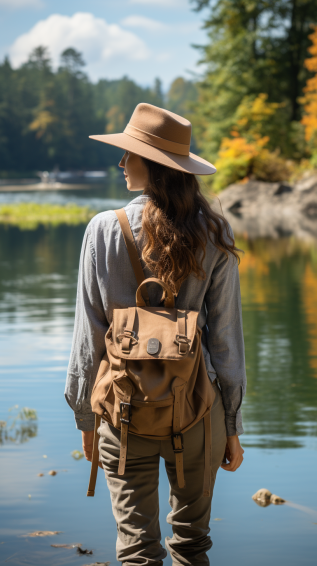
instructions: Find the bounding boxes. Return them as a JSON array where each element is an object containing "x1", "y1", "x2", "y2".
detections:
[
  {"x1": 0, "y1": 47, "x2": 165, "y2": 175},
  {"x1": 0, "y1": 202, "x2": 96, "y2": 229},
  {"x1": 191, "y1": 0, "x2": 317, "y2": 163},
  {"x1": 166, "y1": 77, "x2": 198, "y2": 116},
  {"x1": 205, "y1": 92, "x2": 293, "y2": 191},
  {"x1": 211, "y1": 134, "x2": 291, "y2": 192},
  {"x1": 166, "y1": 77, "x2": 199, "y2": 151}
]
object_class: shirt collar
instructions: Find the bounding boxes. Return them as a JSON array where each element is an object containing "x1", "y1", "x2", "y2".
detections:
[{"x1": 127, "y1": 194, "x2": 151, "y2": 206}]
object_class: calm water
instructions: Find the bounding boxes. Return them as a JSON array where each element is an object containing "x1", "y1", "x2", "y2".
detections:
[{"x1": 0, "y1": 185, "x2": 317, "y2": 565}]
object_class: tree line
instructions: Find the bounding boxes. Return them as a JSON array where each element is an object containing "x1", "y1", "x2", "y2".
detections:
[
  {"x1": 0, "y1": 46, "x2": 198, "y2": 176},
  {"x1": 1, "y1": 0, "x2": 317, "y2": 190},
  {"x1": 191, "y1": 0, "x2": 317, "y2": 190}
]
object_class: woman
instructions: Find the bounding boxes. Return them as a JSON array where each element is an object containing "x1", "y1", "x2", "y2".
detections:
[{"x1": 65, "y1": 103, "x2": 246, "y2": 566}]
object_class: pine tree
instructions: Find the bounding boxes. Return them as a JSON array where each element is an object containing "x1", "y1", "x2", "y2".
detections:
[{"x1": 191, "y1": 0, "x2": 316, "y2": 160}]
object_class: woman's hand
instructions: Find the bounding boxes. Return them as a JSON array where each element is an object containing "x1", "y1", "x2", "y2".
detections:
[
  {"x1": 82, "y1": 430, "x2": 103, "y2": 469},
  {"x1": 220, "y1": 435, "x2": 244, "y2": 472}
]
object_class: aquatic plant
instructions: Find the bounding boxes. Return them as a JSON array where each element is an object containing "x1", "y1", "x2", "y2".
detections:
[
  {"x1": 0, "y1": 202, "x2": 96, "y2": 229},
  {"x1": 0, "y1": 405, "x2": 38, "y2": 444}
]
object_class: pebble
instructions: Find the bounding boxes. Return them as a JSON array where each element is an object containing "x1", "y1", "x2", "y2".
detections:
[
  {"x1": 270, "y1": 494, "x2": 285, "y2": 504},
  {"x1": 252, "y1": 488, "x2": 285, "y2": 506}
]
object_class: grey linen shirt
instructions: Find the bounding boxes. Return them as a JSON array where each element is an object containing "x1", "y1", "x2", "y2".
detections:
[{"x1": 65, "y1": 194, "x2": 246, "y2": 436}]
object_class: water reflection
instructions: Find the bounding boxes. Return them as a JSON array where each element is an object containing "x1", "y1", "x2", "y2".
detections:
[
  {"x1": 0, "y1": 222, "x2": 317, "y2": 449},
  {"x1": 238, "y1": 237, "x2": 317, "y2": 445},
  {"x1": 0, "y1": 406, "x2": 38, "y2": 444}
]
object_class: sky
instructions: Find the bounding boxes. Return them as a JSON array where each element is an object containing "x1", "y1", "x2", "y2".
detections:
[{"x1": 0, "y1": 0, "x2": 209, "y2": 90}]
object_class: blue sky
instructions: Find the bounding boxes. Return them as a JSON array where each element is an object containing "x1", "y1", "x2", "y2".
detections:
[{"x1": 0, "y1": 0, "x2": 209, "y2": 89}]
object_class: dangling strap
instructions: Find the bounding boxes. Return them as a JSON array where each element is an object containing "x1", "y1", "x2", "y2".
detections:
[
  {"x1": 172, "y1": 378, "x2": 185, "y2": 489},
  {"x1": 118, "y1": 387, "x2": 133, "y2": 476},
  {"x1": 203, "y1": 412, "x2": 212, "y2": 497},
  {"x1": 87, "y1": 414, "x2": 101, "y2": 497},
  {"x1": 115, "y1": 208, "x2": 150, "y2": 307}
]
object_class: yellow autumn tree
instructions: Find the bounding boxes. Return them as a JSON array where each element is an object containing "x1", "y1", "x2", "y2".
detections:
[
  {"x1": 212, "y1": 94, "x2": 291, "y2": 192},
  {"x1": 300, "y1": 25, "x2": 317, "y2": 159}
]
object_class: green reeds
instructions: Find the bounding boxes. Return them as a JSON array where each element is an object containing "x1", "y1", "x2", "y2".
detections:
[{"x1": 0, "y1": 202, "x2": 96, "y2": 229}]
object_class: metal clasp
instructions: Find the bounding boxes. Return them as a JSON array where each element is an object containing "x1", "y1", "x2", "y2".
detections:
[
  {"x1": 120, "y1": 402, "x2": 132, "y2": 424},
  {"x1": 171, "y1": 432, "x2": 184, "y2": 453},
  {"x1": 174, "y1": 334, "x2": 191, "y2": 354}
]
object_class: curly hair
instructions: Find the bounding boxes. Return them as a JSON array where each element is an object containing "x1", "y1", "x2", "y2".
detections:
[{"x1": 139, "y1": 158, "x2": 240, "y2": 296}]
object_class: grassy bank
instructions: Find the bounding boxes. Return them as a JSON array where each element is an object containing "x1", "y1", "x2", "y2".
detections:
[{"x1": 0, "y1": 202, "x2": 97, "y2": 229}]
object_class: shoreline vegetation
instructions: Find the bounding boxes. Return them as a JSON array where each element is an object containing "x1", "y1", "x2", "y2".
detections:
[
  {"x1": 1, "y1": 3, "x2": 317, "y2": 194},
  {"x1": 0, "y1": 202, "x2": 97, "y2": 229}
]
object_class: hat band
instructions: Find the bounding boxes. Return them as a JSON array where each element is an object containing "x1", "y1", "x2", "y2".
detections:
[{"x1": 124, "y1": 124, "x2": 190, "y2": 156}]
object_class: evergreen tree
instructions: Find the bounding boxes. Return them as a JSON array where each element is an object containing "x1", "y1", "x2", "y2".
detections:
[
  {"x1": 191, "y1": 0, "x2": 317, "y2": 160},
  {"x1": 0, "y1": 48, "x2": 168, "y2": 174}
]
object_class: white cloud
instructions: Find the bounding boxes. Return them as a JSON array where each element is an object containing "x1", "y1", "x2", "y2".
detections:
[
  {"x1": 121, "y1": 15, "x2": 168, "y2": 32},
  {"x1": 9, "y1": 12, "x2": 150, "y2": 72},
  {"x1": 0, "y1": 0, "x2": 43, "y2": 7}
]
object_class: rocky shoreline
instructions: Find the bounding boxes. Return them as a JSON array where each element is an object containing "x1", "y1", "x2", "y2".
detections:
[{"x1": 217, "y1": 173, "x2": 317, "y2": 242}]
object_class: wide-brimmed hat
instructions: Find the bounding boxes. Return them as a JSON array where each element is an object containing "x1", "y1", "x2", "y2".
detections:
[{"x1": 89, "y1": 103, "x2": 216, "y2": 175}]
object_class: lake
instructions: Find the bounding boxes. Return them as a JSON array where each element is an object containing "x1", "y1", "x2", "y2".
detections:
[{"x1": 0, "y1": 184, "x2": 317, "y2": 566}]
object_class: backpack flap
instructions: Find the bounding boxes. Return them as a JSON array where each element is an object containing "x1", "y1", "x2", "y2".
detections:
[{"x1": 112, "y1": 306, "x2": 199, "y2": 360}]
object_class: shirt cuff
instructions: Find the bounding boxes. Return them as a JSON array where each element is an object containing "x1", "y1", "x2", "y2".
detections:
[
  {"x1": 225, "y1": 409, "x2": 244, "y2": 437},
  {"x1": 75, "y1": 412, "x2": 95, "y2": 432}
]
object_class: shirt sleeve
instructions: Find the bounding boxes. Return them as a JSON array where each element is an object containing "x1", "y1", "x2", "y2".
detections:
[
  {"x1": 64, "y1": 223, "x2": 109, "y2": 431},
  {"x1": 204, "y1": 250, "x2": 246, "y2": 436}
]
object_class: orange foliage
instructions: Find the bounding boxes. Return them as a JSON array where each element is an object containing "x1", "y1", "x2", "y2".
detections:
[
  {"x1": 238, "y1": 249, "x2": 277, "y2": 310},
  {"x1": 302, "y1": 264, "x2": 317, "y2": 376},
  {"x1": 218, "y1": 135, "x2": 269, "y2": 160},
  {"x1": 300, "y1": 26, "x2": 317, "y2": 142}
]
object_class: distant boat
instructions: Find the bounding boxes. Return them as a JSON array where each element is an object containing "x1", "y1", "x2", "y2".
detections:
[
  {"x1": 37, "y1": 170, "x2": 108, "y2": 182},
  {"x1": 83, "y1": 171, "x2": 107, "y2": 178}
]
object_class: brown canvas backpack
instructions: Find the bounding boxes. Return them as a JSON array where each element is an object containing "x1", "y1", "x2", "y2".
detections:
[{"x1": 87, "y1": 208, "x2": 217, "y2": 497}]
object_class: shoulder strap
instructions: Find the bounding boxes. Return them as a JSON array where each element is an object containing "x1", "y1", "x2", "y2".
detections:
[{"x1": 115, "y1": 208, "x2": 150, "y2": 307}]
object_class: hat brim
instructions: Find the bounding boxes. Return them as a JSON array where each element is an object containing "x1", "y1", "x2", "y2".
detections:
[{"x1": 89, "y1": 133, "x2": 216, "y2": 176}]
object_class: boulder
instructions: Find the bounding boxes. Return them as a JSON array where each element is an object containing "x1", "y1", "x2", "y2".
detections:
[{"x1": 216, "y1": 175, "x2": 317, "y2": 242}]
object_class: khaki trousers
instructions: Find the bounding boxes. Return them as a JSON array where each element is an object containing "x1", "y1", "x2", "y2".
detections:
[{"x1": 98, "y1": 385, "x2": 227, "y2": 566}]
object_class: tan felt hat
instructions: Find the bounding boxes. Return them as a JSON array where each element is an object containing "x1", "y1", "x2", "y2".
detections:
[{"x1": 89, "y1": 103, "x2": 216, "y2": 175}]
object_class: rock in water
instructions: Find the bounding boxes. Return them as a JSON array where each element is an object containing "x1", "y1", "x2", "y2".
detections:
[
  {"x1": 252, "y1": 488, "x2": 272, "y2": 507},
  {"x1": 270, "y1": 494, "x2": 285, "y2": 504},
  {"x1": 252, "y1": 489, "x2": 285, "y2": 507},
  {"x1": 252, "y1": 488, "x2": 272, "y2": 502}
]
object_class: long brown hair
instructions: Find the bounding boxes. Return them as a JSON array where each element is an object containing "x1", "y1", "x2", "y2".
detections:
[{"x1": 139, "y1": 158, "x2": 240, "y2": 296}]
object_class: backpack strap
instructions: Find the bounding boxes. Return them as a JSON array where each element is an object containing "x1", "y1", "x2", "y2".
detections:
[
  {"x1": 87, "y1": 414, "x2": 101, "y2": 497},
  {"x1": 115, "y1": 208, "x2": 150, "y2": 307},
  {"x1": 117, "y1": 382, "x2": 133, "y2": 476},
  {"x1": 172, "y1": 378, "x2": 186, "y2": 489}
]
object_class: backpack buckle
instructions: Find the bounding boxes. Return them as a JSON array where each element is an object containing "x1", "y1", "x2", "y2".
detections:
[
  {"x1": 120, "y1": 402, "x2": 132, "y2": 424},
  {"x1": 171, "y1": 432, "x2": 184, "y2": 453},
  {"x1": 174, "y1": 334, "x2": 191, "y2": 354}
]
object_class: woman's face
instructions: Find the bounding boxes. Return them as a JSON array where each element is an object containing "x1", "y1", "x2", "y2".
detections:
[{"x1": 119, "y1": 151, "x2": 149, "y2": 192}]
